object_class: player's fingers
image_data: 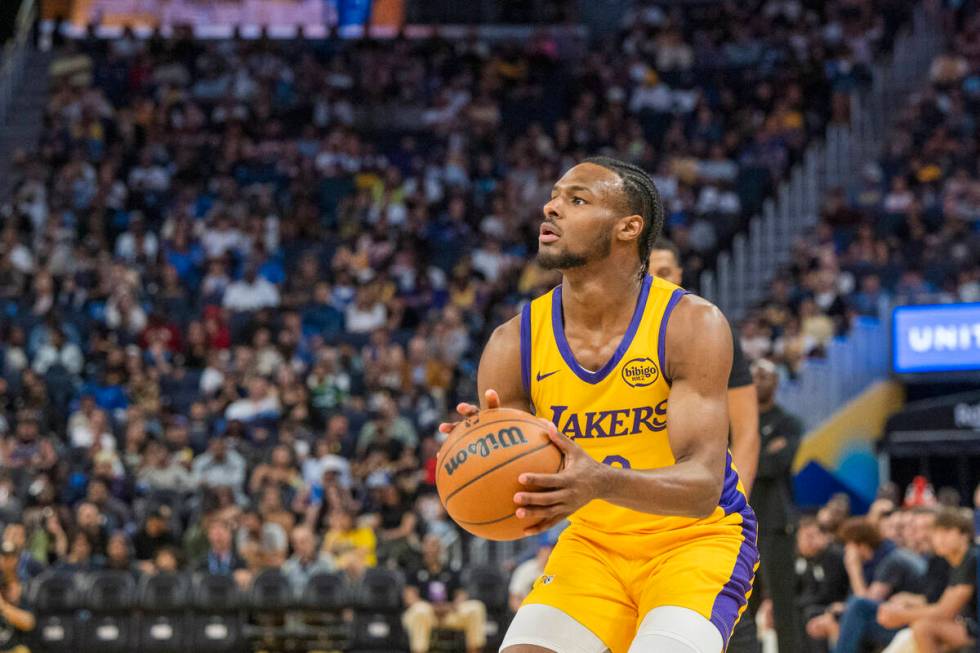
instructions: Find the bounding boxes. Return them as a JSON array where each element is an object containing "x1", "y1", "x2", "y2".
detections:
[
  {"x1": 518, "y1": 472, "x2": 565, "y2": 489},
  {"x1": 455, "y1": 402, "x2": 479, "y2": 416},
  {"x1": 513, "y1": 490, "x2": 564, "y2": 507},
  {"x1": 484, "y1": 389, "x2": 501, "y2": 409},
  {"x1": 544, "y1": 427, "x2": 575, "y2": 453},
  {"x1": 514, "y1": 504, "x2": 561, "y2": 521},
  {"x1": 437, "y1": 421, "x2": 458, "y2": 434}
]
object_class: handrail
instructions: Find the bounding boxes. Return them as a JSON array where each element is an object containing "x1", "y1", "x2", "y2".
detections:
[
  {"x1": 700, "y1": 2, "x2": 943, "y2": 321},
  {"x1": 0, "y1": 0, "x2": 36, "y2": 125}
]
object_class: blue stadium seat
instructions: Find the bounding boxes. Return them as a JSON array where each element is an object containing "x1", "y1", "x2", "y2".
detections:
[
  {"x1": 138, "y1": 571, "x2": 190, "y2": 651},
  {"x1": 28, "y1": 571, "x2": 82, "y2": 652}
]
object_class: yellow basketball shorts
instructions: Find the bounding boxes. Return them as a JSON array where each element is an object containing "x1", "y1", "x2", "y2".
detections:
[{"x1": 522, "y1": 514, "x2": 759, "y2": 653}]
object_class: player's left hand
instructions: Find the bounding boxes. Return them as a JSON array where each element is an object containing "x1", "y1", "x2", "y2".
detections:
[{"x1": 513, "y1": 425, "x2": 606, "y2": 536}]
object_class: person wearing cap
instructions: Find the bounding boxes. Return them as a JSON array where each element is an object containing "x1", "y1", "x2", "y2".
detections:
[{"x1": 0, "y1": 539, "x2": 35, "y2": 651}]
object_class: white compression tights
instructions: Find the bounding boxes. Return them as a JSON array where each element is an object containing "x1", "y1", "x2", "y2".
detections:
[{"x1": 500, "y1": 604, "x2": 724, "y2": 653}]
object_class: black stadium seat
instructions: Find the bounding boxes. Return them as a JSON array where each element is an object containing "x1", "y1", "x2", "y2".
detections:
[
  {"x1": 351, "y1": 567, "x2": 407, "y2": 652},
  {"x1": 299, "y1": 571, "x2": 353, "y2": 650},
  {"x1": 463, "y1": 565, "x2": 511, "y2": 651},
  {"x1": 80, "y1": 570, "x2": 138, "y2": 653},
  {"x1": 28, "y1": 571, "x2": 82, "y2": 652},
  {"x1": 244, "y1": 568, "x2": 295, "y2": 649},
  {"x1": 138, "y1": 572, "x2": 190, "y2": 651},
  {"x1": 190, "y1": 573, "x2": 243, "y2": 651}
]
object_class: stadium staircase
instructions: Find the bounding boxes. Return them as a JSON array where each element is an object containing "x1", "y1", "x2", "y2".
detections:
[
  {"x1": 699, "y1": 2, "x2": 944, "y2": 429},
  {"x1": 0, "y1": 0, "x2": 50, "y2": 200}
]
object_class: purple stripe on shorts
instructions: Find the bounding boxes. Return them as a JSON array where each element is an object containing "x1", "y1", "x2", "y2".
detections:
[{"x1": 709, "y1": 454, "x2": 758, "y2": 645}]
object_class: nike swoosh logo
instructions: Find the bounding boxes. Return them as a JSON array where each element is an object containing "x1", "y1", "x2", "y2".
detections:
[{"x1": 536, "y1": 370, "x2": 559, "y2": 382}]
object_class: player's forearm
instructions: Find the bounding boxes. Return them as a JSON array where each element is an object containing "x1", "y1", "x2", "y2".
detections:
[{"x1": 595, "y1": 459, "x2": 722, "y2": 519}]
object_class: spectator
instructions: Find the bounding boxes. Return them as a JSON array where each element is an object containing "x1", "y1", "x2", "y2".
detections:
[
  {"x1": 877, "y1": 508, "x2": 977, "y2": 653},
  {"x1": 281, "y1": 525, "x2": 333, "y2": 591},
  {"x1": 222, "y1": 265, "x2": 281, "y2": 313},
  {"x1": 133, "y1": 506, "x2": 180, "y2": 563},
  {"x1": 402, "y1": 535, "x2": 486, "y2": 653},
  {"x1": 795, "y1": 516, "x2": 850, "y2": 653},
  {"x1": 322, "y1": 507, "x2": 377, "y2": 570},
  {"x1": 0, "y1": 540, "x2": 35, "y2": 652},
  {"x1": 196, "y1": 519, "x2": 251, "y2": 590},
  {"x1": 807, "y1": 517, "x2": 927, "y2": 652},
  {"x1": 192, "y1": 436, "x2": 247, "y2": 496}
]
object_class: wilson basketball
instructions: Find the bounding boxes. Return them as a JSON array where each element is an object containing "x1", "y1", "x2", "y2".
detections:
[{"x1": 436, "y1": 408, "x2": 564, "y2": 541}]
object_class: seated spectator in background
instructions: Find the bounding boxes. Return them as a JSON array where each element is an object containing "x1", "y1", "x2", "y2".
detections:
[
  {"x1": 795, "y1": 516, "x2": 850, "y2": 652},
  {"x1": 56, "y1": 531, "x2": 96, "y2": 573},
  {"x1": 508, "y1": 538, "x2": 555, "y2": 613},
  {"x1": 150, "y1": 546, "x2": 180, "y2": 575},
  {"x1": 402, "y1": 535, "x2": 486, "y2": 653},
  {"x1": 878, "y1": 508, "x2": 977, "y2": 653},
  {"x1": 807, "y1": 517, "x2": 926, "y2": 652},
  {"x1": 133, "y1": 506, "x2": 179, "y2": 565},
  {"x1": 322, "y1": 507, "x2": 376, "y2": 569},
  {"x1": 104, "y1": 531, "x2": 138, "y2": 577},
  {"x1": 0, "y1": 539, "x2": 35, "y2": 653},
  {"x1": 222, "y1": 265, "x2": 280, "y2": 313},
  {"x1": 196, "y1": 519, "x2": 251, "y2": 589},
  {"x1": 281, "y1": 525, "x2": 333, "y2": 591},
  {"x1": 192, "y1": 435, "x2": 246, "y2": 499},
  {"x1": 0, "y1": 524, "x2": 42, "y2": 583}
]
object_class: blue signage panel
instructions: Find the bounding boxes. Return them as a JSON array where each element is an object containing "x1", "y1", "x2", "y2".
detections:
[{"x1": 893, "y1": 303, "x2": 980, "y2": 374}]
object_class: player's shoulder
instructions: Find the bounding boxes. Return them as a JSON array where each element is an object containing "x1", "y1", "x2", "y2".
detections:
[
  {"x1": 485, "y1": 311, "x2": 522, "y2": 356},
  {"x1": 664, "y1": 294, "x2": 733, "y2": 375},
  {"x1": 672, "y1": 293, "x2": 729, "y2": 333}
]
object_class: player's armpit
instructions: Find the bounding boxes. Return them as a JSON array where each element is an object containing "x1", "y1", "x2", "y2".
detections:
[{"x1": 476, "y1": 313, "x2": 530, "y2": 412}]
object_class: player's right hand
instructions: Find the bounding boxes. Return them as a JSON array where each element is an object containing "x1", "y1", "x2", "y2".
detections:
[{"x1": 437, "y1": 389, "x2": 501, "y2": 434}]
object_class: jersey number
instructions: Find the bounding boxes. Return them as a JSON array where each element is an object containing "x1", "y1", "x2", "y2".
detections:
[{"x1": 601, "y1": 455, "x2": 631, "y2": 469}]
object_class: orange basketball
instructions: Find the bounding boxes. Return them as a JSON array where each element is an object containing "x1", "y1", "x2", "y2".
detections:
[{"x1": 436, "y1": 408, "x2": 563, "y2": 541}]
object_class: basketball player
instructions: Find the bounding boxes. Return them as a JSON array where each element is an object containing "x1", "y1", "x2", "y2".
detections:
[{"x1": 439, "y1": 157, "x2": 758, "y2": 653}]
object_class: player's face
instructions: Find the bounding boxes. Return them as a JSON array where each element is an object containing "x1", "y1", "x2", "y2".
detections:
[
  {"x1": 538, "y1": 163, "x2": 630, "y2": 271},
  {"x1": 648, "y1": 249, "x2": 683, "y2": 285}
]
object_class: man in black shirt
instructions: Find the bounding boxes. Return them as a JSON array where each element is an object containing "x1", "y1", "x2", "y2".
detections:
[
  {"x1": 795, "y1": 515, "x2": 850, "y2": 652},
  {"x1": 402, "y1": 534, "x2": 486, "y2": 653},
  {"x1": 749, "y1": 357, "x2": 804, "y2": 653},
  {"x1": 875, "y1": 508, "x2": 977, "y2": 652},
  {"x1": 648, "y1": 239, "x2": 762, "y2": 653}
]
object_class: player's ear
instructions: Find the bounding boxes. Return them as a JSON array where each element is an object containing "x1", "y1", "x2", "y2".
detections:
[{"x1": 617, "y1": 214, "x2": 644, "y2": 243}]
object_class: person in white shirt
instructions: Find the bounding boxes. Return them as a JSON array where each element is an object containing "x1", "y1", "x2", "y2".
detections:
[
  {"x1": 223, "y1": 266, "x2": 280, "y2": 312},
  {"x1": 224, "y1": 376, "x2": 281, "y2": 423}
]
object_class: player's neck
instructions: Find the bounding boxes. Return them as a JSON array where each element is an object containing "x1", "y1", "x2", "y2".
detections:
[{"x1": 560, "y1": 264, "x2": 644, "y2": 332}]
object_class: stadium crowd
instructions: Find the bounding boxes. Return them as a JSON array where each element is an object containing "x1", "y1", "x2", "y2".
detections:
[
  {"x1": 0, "y1": 0, "x2": 971, "y2": 651},
  {"x1": 737, "y1": 4, "x2": 980, "y2": 376}
]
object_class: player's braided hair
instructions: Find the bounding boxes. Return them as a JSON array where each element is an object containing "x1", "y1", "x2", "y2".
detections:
[{"x1": 583, "y1": 156, "x2": 665, "y2": 279}]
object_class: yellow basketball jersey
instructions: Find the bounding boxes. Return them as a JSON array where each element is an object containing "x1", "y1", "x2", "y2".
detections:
[{"x1": 520, "y1": 274, "x2": 749, "y2": 535}]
